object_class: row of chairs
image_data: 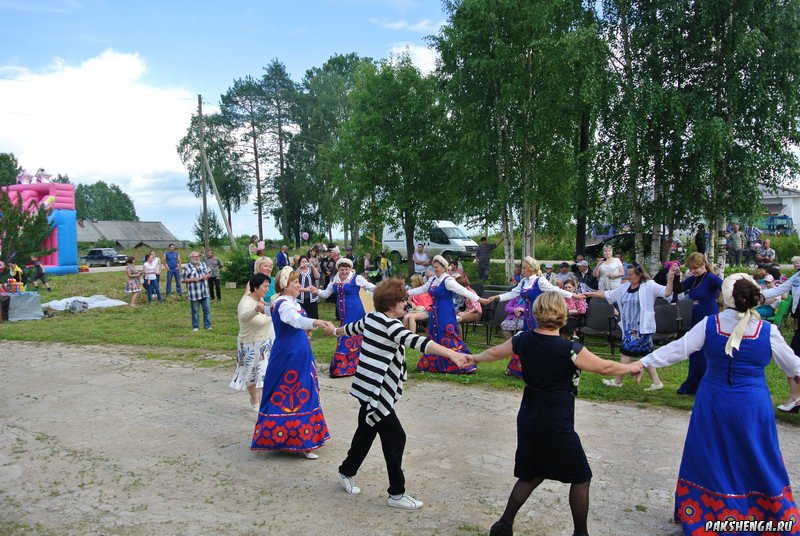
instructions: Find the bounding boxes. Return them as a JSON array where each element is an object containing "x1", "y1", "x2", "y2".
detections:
[{"x1": 456, "y1": 288, "x2": 794, "y2": 352}]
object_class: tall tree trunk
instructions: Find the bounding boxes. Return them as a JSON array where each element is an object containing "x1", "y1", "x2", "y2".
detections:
[
  {"x1": 277, "y1": 102, "x2": 289, "y2": 242},
  {"x1": 403, "y1": 211, "x2": 416, "y2": 278},
  {"x1": 531, "y1": 200, "x2": 539, "y2": 259},
  {"x1": 522, "y1": 189, "x2": 532, "y2": 259},
  {"x1": 227, "y1": 206, "x2": 232, "y2": 231},
  {"x1": 575, "y1": 109, "x2": 590, "y2": 257},
  {"x1": 251, "y1": 124, "x2": 263, "y2": 240},
  {"x1": 501, "y1": 204, "x2": 515, "y2": 281},
  {"x1": 620, "y1": 2, "x2": 644, "y2": 264}
]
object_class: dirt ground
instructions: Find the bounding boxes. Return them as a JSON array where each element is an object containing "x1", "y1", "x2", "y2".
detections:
[{"x1": 2, "y1": 341, "x2": 800, "y2": 536}]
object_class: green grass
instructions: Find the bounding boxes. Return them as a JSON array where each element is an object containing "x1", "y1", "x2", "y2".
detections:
[{"x1": 2, "y1": 270, "x2": 799, "y2": 424}]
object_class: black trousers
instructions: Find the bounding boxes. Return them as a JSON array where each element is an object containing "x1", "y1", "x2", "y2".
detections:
[
  {"x1": 207, "y1": 277, "x2": 221, "y2": 300},
  {"x1": 300, "y1": 300, "x2": 319, "y2": 319},
  {"x1": 339, "y1": 404, "x2": 406, "y2": 495}
]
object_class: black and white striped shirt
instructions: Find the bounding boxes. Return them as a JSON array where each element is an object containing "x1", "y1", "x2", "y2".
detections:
[{"x1": 342, "y1": 312, "x2": 432, "y2": 426}]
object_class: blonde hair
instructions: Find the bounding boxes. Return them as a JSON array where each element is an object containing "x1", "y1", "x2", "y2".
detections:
[
  {"x1": 533, "y1": 292, "x2": 567, "y2": 330},
  {"x1": 521, "y1": 256, "x2": 541, "y2": 275},
  {"x1": 792, "y1": 256, "x2": 800, "y2": 265},
  {"x1": 685, "y1": 252, "x2": 712, "y2": 272},
  {"x1": 274, "y1": 270, "x2": 299, "y2": 294},
  {"x1": 752, "y1": 268, "x2": 766, "y2": 281},
  {"x1": 254, "y1": 256, "x2": 273, "y2": 274},
  {"x1": 410, "y1": 274, "x2": 424, "y2": 288}
]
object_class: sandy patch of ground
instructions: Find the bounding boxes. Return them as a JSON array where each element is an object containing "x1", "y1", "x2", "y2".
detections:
[{"x1": 1, "y1": 340, "x2": 799, "y2": 535}]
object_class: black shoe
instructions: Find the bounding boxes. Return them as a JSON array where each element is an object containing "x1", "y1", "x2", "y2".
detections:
[{"x1": 490, "y1": 520, "x2": 512, "y2": 536}]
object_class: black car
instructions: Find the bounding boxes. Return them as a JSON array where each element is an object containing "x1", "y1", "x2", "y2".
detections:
[
  {"x1": 81, "y1": 248, "x2": 128, "y2": 267},
  {"x1": 583, "y1": 233, "x2": 685, "y2": 262}
]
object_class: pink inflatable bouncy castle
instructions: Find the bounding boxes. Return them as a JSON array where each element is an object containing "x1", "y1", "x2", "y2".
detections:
[{"x1": 2, "y1": 182, "x2": 79, "y2": 275}]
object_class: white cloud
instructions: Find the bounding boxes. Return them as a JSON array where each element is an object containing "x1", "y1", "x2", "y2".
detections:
[
  {"x1": 388, "y1": 43, "x2": 439, "y2": 75},
  {"x1": 370, "y1": 18, "x2": 444, "y2": 33},
  {"x1": 0, "y1": 50, "x2": 226, "y2": 239}
]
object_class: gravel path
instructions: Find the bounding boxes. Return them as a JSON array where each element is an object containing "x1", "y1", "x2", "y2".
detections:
[{"x1": 2, "y1": 340, "x2": 799, "y2": 535}]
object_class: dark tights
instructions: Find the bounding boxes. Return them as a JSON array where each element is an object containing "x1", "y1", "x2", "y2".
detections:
[{"x1": 499, "y1": 478, "x2": 590, "y2": 536}]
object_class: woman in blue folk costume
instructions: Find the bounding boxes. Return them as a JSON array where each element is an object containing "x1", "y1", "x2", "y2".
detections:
[
  {"x1": 482, "y1": 257, "x2": 578, "y2": 377},
  {"x1": 314, "y1": 258, "x2": 376, "y2": 378},
  {"x1": 407, "y1": 255, "x2": 479, "y2": 374},
  {"x1": 251, "y1": 268, "x2": 337, "y2": 460},
  {"x1": 640, "y1": 274, "x2": 800, "y2": 534},
  {"x1": 674, "y1": 252, "x2": 723, "y2": 395}
]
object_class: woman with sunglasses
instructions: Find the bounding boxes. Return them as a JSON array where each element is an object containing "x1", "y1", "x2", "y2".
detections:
[{"x1": 584, "y1": 262, "x2": 675, "y2": 390}]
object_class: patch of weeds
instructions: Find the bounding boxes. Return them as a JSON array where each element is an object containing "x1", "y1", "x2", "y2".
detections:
[{"x1": 635, "y1": 504, "x2": 647, "y2": 512}]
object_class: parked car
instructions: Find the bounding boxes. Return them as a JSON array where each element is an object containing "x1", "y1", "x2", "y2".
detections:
[
  {"x1": 81, "y1": 248, "x2": 128, "y2": 267},
  {"x1": 584, "y1": 233, "x2": 685, "y2": 263},
  {"x1": 383, "y1": 220, "x2": 479, "y2": 262}
]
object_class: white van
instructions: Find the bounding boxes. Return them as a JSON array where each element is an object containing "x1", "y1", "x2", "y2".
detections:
[{"x1": 383, "y1": 220, "x2": 479, "y2": 261}]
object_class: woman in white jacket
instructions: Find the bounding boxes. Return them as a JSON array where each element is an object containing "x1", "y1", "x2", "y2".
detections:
[{"x1": 584, "y1": 263, "x2": 675, "y2": 390}]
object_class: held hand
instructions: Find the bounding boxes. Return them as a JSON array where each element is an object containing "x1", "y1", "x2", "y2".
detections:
[
  {"x1": 572, "y1": 293, "x2": 586, "y2": 300},
  {"x1": 513, "y1": 307, "x2": 524, "y2": 316},
  {"x1": 448, "y1": 351, "x2": 467, "y2": 369},
  {"x1": 478, "y1": 297, "x2": 493, "y2": 305},
  {"x1": 255, "y1": 302, "x2": 267, "y2": 314},
  {"x1": 630, "y1": 362, "x2": 644, "y2": 383}
]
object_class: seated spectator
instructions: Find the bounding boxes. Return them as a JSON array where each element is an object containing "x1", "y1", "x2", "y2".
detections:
[
  {"x1": 454, "y1": 274, "x2": 482, "y2": 338},
  {"x1": 574, "y1": 260, "x2": 597, "y2": 291},
  {"x1": 756, "y1": 238, "x2": 776, "y2": 268},
  {"x1": 423, "y1": 265, "x2": 435, "y2": 284},
  {"x1": 449, "y1": 258, "x2": 465, "y2": 278},
  {"x1": 555, "y1": 262, "x2": 572, "y2": 284},
  {"x1": 404, "y1": 274, "x2": 432, "y2": 333},
  {"x1": 561, "y1": 280, "x2": 587, "y2": 339},
  {"x1": 510, "y1": 266, "x2": 522, "y2": 284},
  {"x1": 8, "y1": 261, "x2": 26, "y2": 284},
  {"x1": 756, "y1": 274, "x2": 782, "y2": 318},
  {"x1": 768, "y1": 265, "x2": 787, "y2": 285},
  {"x1": 500, "y1": 296, "x2": 525, "y2": 338},
  {"x1": 542, "y1": 263, "x2": 559, "y2": 285},
  {"x1": 571, "y1": 254, "x2": 586, "y2": 274}
]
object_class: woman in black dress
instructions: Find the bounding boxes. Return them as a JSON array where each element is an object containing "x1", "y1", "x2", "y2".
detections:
[{"x1": 470, "y1": 292, "x2": 643, "y2": 536}]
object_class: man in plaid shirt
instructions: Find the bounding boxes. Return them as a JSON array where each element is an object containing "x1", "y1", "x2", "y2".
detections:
[{"x1": 182, "y1": 251, "x2": 212, "y2": 331}]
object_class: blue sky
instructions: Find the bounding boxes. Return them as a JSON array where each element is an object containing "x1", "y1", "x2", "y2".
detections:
[{"x1": 0, "y1": 0, "x2": 446, "y2": 240}]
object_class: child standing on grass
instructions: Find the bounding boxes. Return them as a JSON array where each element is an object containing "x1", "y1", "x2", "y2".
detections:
[
  {"x1": 125, "y1": 257, "x2": 142, "y2": 307},
  {"x1": 331, "y1": 279, "x2": 469, "y2": 510},
  {"x1": 29, "y1": 256, "x2": 51, "y2": 292}
]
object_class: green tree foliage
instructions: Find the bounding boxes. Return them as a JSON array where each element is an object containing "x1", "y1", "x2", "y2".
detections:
[
  {"x1": 0, "y1": 153, "x2": 21, "y2": 187},
  {"x1": 192, "y1": 210, "x2": 226, "y2": 248},
  {"x1": 177, "y1": 113, "x2": 251, "y2": 228},
  {"x1": 75, "y1": 181, "x2": 138, "y2": 221},
  {"x1": 290, "y1": 53, "x2": 374, "y2": 244},
  {"x1": 261, "y1": 59, "x2": 299, "y2": 242},
  {"x1": 0, "y1": 188, "x2": 54, "y2": 269},
  {"x1": 51, "y1": 174, "x2": 71, "y2": 184},
  {"x1": 333, "y1": 55, "x2": 450, "y2": 275},
  {"x1": 220, "y1": 75, "x2": 270, "y2": 239}
]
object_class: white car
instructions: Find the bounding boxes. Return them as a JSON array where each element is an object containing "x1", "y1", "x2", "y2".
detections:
[{"x1": 383, "y1": 220, "x2": 478, "y2": 262}]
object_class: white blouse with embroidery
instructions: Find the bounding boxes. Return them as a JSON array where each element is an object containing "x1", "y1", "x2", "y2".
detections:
[
  {"x1": 406, "y1": 273, "x2": 479, "y2": 302},
  {"x1": 640, "y1": 308, "x2": 800, "y2": 377}
]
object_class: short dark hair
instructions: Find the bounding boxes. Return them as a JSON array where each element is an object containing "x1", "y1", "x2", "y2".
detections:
[
  {"x1": 373, "y1": 279, "x2": 407, "y2": 313},
  {"x1": 249, "y1": 273, "x2": 269, "y2": 292},
  {"x1": 480, "y1": 236, "x2": 488, "y2": 241},
  {"x1": 298, "y1": 255, "x2": 308, "y2": 264},
  {"x1": 168, "y1": 243, "x2": 175, "y2": 247}
]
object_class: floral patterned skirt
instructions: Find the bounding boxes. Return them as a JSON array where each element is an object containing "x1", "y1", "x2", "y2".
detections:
[
  {"x1": 230, "y1": 338, "x2": 272, "y2": 390},
  {"x1": 620, "y1": 330, "x2": 653, "y2": 358},
  {"x1": 125, "y1": 278, "x2": 141, "y2": 294}
]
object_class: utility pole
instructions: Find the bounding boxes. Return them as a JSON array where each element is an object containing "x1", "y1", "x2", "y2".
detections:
[
  {"x1": 197, "y1": 95, "x2": 209, "y2": 253},
  {"x1": 197, "y1": 94, "x2": 237, "y2": 250}
]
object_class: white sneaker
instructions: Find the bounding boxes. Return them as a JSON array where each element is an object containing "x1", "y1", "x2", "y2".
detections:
[
  {"x1": 302, "y1": 451, "x2": 319, "y2": 460},
  {"x1": 192, "y1": 328, "x2": 199, "y2": 332},
  {"x1": 337, "y1": 473, "x2": 361, "y2": 495},
  {"x1": 387, "y1": 493, "x2": 423, "y2": 510},
  {"x1": 644, "y1": 383, "x2": 664, "y2": 392},
  {"x1": 602, "y1": 378, "x2": 622, "y2": 387}
]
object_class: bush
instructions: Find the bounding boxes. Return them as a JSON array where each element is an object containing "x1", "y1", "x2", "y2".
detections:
[
  {"x1": 766, "y1": 235, "x2": 800, "y2": 263},
  {"x1": 224, "y1": 247, "x2": 253, "y2": 285}
]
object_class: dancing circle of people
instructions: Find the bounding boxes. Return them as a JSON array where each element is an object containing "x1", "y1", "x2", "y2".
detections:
[{"x1": 231, "y1": 251, "x2": 800, "y2": 535}]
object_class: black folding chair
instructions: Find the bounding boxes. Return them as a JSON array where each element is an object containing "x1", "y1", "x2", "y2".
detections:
[
  {"x1": 652, "y1": 304, "x2": 681, "y2": 345},
  {"x1": 677, "y1": 299, "x2": 694, "y2": 335},
  {"x1": 577, "y1": 297, "x2": 620, "y2": 356}
]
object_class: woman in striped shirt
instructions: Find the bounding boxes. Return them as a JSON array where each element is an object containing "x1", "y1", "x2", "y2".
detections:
[{"x1": 330, "y1": 279, "x2": 469, "y2": 510}]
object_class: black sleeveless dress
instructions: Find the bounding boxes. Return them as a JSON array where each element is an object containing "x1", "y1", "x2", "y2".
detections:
[{"x1": 512, "y1": 331, "x2": 592, "y2": 483}]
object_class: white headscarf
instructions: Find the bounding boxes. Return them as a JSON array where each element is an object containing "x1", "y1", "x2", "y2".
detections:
[
  {"x1": 335, "y1": 258, "x2": 353, "y2": 269},
  {"x1": 720, "y1": 273, "x2": 762, "y2": 357},
  {"x1": 431, "y1": 255, "x2": 448, "y2": 270},
  {"x1": 277, "y1": 266, "x2": 293, "y2": 293}
]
